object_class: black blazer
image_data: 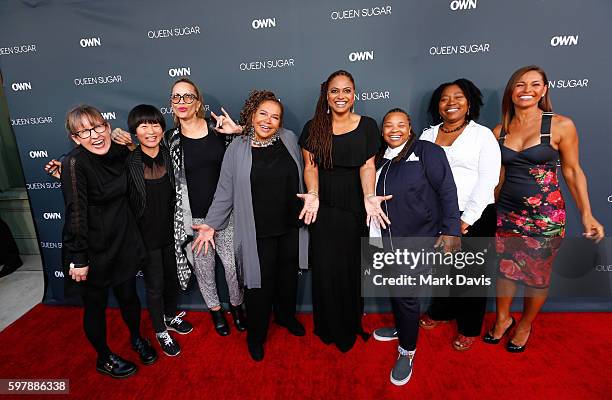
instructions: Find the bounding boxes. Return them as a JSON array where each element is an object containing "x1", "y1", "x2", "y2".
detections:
[
  {"x1": 126, "y1": 144, "x2": 176, "y2": 220},
  {"x1": 376, "y1": 140, "x2": 461, "y2": 238}
]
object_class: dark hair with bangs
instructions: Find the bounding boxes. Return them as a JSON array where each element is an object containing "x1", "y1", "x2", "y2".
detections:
[
  {"x1": 127, "y1": 104, "x2": 166, "y2": 135},
  {"x1": 427, "y1": 78, "x2": 483, "y2": 125}
]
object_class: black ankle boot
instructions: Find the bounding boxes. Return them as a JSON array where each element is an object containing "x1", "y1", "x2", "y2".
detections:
[
  {"x1": 230, "y1": 304, "x2": 247, "y2": 332},
  {"x1": 96, "y1": 353, "x2": 137, "y2": 378},
  {"x1": 210, "y1": 309, "x2": 230, "y2": 336}
]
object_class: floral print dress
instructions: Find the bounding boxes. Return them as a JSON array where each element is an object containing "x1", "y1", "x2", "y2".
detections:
[{"x1": 496, "y1": 112, "x2": 565, "y2": 288}]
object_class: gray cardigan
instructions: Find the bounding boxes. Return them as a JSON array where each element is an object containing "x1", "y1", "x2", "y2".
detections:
[{"x1": 203, "y1": 128, "x2": 308, "y2": 289}]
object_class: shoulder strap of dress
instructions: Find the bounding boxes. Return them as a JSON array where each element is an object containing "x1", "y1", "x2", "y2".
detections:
[
  {"x1": 498, "y1": 127, "x2": 507, "y2": 143},
  {"x1": 540, "y1": 112, "x2": 554, "y2": 144}
]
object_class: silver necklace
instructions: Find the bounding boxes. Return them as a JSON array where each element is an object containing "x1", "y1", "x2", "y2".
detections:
[{"x1": 250, "y1": 127, "x2": 280, "y2": 147}]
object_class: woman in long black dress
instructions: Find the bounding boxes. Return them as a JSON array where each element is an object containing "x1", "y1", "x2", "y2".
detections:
[
  {"x1": 299, "y1": 70, "x2": 390, "y2": 352},
  {"x1": 60, "y1": 105, "x2": 156, "y2": 378}
]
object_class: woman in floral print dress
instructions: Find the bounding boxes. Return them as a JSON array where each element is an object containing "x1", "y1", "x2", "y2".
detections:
[{"x1": 483, "y1": 66, "x2": 604, "y2": 352}]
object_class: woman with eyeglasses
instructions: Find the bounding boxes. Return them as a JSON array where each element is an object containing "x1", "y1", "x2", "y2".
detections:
[
  {"x1": 164, "y1": 78, "x2": 246, "y2": 335},
  {"x1": 60, "y1": 105, "x2": 156, "y2": 378}
]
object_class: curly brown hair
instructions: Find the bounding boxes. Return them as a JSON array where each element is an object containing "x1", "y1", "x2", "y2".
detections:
[
  {"x1": 239, "y1": 90, "x2": 283, "y2": 135},
  {"x1": 305, "y1": 70, "x2": 355, "y2": 169}
]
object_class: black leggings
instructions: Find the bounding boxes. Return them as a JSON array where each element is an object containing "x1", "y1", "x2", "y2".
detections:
[
  {"x1": 141, "y1": 244, "x2": 178, "y2": 333},
  {"x1": 81, "y1": 278, "x2": 141, "y2": 360}
]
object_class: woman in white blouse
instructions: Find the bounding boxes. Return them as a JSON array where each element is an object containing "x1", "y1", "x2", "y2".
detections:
[
  {"x1": 420, "y1": 78, "x2": 501, "y2": 350},
  {"x1": 373, "y1": 79, "x2": 501, "y2": 351}
]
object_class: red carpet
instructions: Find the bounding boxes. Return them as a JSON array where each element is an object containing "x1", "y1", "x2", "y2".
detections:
[{"x1": 0, "y1": 305, "x2": 610, "y2": 400}]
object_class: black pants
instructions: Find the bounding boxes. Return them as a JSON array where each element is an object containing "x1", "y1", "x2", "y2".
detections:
[
  {"x1": 80, "y1": 278, "x2": 142, "y2": 360},
  {"x1": 141, "y1": 244, "x2": 179, "y2": 333},
  {"x1": 391, "y1": 296, "x2": 420, "y2": 351},
  {"x1": 246, "y1": 229, "x2": 299, "y2": 346},
  {"x1": 427, "y1": 204, "x2": 496, "y2": 337}
]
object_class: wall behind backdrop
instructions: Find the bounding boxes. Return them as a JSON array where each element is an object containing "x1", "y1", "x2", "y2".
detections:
[{"x1": 1, "y1": 0, "x2": 610, "y2": 309}]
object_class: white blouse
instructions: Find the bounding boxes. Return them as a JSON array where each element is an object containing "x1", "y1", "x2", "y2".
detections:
[{"x1": 420, "y1": 121, "x2": 501, "y2": 226}]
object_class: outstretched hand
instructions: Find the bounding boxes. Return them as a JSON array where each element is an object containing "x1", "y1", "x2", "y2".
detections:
[
  {"x1": 297, "y1": 193, "x2": 320, "y2": 225},
  {"x1": 365, "y1": 195, "x2": 392, "y2": 229}
]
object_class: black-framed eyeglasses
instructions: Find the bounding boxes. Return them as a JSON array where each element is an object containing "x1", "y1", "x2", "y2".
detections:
[
  {"x1": 171, "y1": 93, "x2": 198, "y2": 104},
  {"x1": 72, "y1": 122, "x2": 108, "y2": 139}
]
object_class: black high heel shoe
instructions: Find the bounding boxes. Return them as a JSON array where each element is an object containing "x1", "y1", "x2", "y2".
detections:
[
  {"x1": 230, "y1": 304, "x2": 247, "y2": 332},
  {"x1": 210, "y1": 309, "x2": 230, "y2": 336},
  {"x1": 483, "y1": 317, "x2": 515, "y2": 344},
  {"x1": 506, "y1": 326, "x2": 531, "y2": 353}
]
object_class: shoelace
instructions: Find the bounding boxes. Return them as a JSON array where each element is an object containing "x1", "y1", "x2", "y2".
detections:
[
  {"x1": 158, "y1": 332, "x2": 174, "y2": 346},
  {"x1": 398, "y1": 346, "x2": 416, "y2": 359},
  {"x1": 168, "y1": 311, "x2": 186, "y2": 327}
]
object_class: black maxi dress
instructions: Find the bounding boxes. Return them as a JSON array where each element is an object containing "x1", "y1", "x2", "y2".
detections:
[{"x1": 299, "y1": 116, "x2": 380, "y2": 352}]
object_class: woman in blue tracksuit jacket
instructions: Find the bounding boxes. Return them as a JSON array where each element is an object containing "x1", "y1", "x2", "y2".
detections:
[{"x1": 370, "y1": 108, "x2": 460, "y2": 386}]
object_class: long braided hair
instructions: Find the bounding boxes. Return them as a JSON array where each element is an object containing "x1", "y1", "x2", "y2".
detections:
[{"x1": 305, "y1": 70, "x2": 355, "y2": 169}]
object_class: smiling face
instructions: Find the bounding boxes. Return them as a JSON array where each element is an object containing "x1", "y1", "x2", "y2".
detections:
[
  {"x1": 438, "y1": 84, "x2": 468, "y2": 124},
  {"x1": 171, "y1": 81, "x2": 202, "y2": 121},
  {"x1": 71, "y1": 116, "x2": 111, "y2": 156},
  {"x1": 251, "y1": 100, "x2": 281, "y2": 140},
  {"x1": 327, "y1": 75, "x2": 355, "y2": 114},
  {"x1": 135, "y1": 121, "x2": 163, "y2": 150},
  {"x1": 382, "y1": 112, "x2": 411, "y2": 148},
  {"x1": 511, "y1": 70, "x2": 548, "y2": 109}
]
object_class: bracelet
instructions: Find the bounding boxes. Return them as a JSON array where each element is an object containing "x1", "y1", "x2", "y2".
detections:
[
  {"x1": 365, "y1": 193, "x2": 376, "y2": 199},
  {"x1": 307, "y1": 190, "x2": 319, "y2": 197}
]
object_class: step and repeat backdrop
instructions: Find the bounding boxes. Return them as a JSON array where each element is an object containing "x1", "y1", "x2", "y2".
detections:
[{"x1": 1, "y1": 0, "x2": 610, "y2": 308}]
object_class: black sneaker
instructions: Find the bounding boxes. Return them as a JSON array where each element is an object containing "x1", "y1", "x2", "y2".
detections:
[
  {"x1": 373, "y1": 326, "x2": 398, "y2": 342},
  {"x1": 390, "y1": 348, "x2": 415, "y2": 386},
  {"x1": 165, "y1": 311, "x2": 194, "y2": 335},
  {"x1": 156, "y1": 331, "x2": 181, "y2": 357},
  {"x1": 96, "y1": 353, "x2": 137, "y2": 378},
  {"x1": 131, "y1": 337, "x2": 158, "y2": 365}
]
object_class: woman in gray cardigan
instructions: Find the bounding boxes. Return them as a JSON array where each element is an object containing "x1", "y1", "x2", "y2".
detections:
[{"x1": 194, "y1": 90, "x2": 312, "y2": 361}]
